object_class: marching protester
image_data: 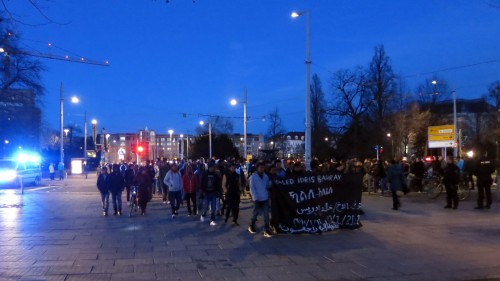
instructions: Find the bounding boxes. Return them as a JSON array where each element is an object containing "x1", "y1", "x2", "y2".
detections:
[
  {"x1": 386, "y1": 159, "x2": 404, "y2": 210},
  {"x1": 164, "y1": 163, "x2": 183, "y2": 218},
  {"x1": 200, "y1": 163, "x2": 221, "y2": 226},
  {"x1": 409, "y1": 157, "x2": 426, "y2": 193},
  {"x1": 248, "y1": 161, "x2": 273, "y2": 237},
  {"x1": 224, "y1": 162, "x2": 242, "y2": 225},
  {"x1": 182, "y1": 164, "x2": 198, "y2": 216},
  {"x1": 442, "y1": 156, "x2": 460, "y2": 210},
  {"x1": 109, "y1": 164, "x2": 125, "y2": 216},
  {"x1": 474, "y1": 152, "x2": 495, "y2": 210},
  {"x1": 124, "y1": 164, "x2": 135, "y2": 203},
  {"x1": 96, "y1": 166, "x2": 110, "y2": 216},
  {"x1": 136, "y1": 166, "x2": 153, "y2": 216}
]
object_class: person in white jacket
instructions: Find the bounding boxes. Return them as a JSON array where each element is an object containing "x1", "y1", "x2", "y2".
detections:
[
  {"x1": 248, "y1": 162, "x2": 272, "y2": 237},
  {"x1": 163, "y1": 163, "x2": 183, "y2": 218}
]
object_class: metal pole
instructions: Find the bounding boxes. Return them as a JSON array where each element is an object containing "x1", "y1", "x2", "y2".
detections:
[
  {"x1": 186, "y1": 134, "x2": 189, "y2": 160},
  {"x1": 304, "y1": 10, "x2": 312, "y2": 170},
  {"x1": 84, "y1": 110, "x2": 87, "y2": 164},
  {"x1": 244, "y1": 89, "x2": 247, "y2": 162},
  {"x1": 453, "y1": 90, "x2": 458, "y2": 158},
  {"x1": 180, "y1": 135, "x2": 184, "y2": 160},
  {"x1": 59, "y1": 82, "x2": 64, "y2": 166},
  {"x1": 209, "y1": 118, "x2": 212, "y2": 160}
]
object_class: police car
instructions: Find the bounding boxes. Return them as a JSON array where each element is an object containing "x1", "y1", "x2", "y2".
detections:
[{"x1": 0, "y1": 153, "x2": 42, "y2": 187}]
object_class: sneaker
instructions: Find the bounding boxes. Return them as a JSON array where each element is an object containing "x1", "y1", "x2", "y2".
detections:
[
  {"x1": 188, "y1": 213, "x2": 192, "y2": 217},
  {"x1": 162, "y1": 201, "x2": 167, "y2": 204},
  {"x1": 444, "y1": 205, "x2": 452, "y2": 209},
  {"x1": 113, "y1": 211, "x2": 118, "y2": 216},
  {"x1": 232, "y1": 221, "x2": 240, "y2": 226},
  {"x1": 210, "y1": 221, "x2": 217, "y2": 226},
  {"x1": 263, "y1": 231, "x2": 273, "y2": 238},
  {"x1": 248, "y1": 226, "x2": 257, "y2": 234},
  {"x1": 167, "y1": 201, "x2": 170, "y2": 204},
  {"x1": 172, "y1": 214, "x2": 177, "y2": 219},
  {"x1": 117, "y1": 211, "x2": 122, "y2": 216},
  {"x1": 200, "y1": 215, "x2": 205, "y2": 222},
  {"x1": 102, "y1": 211, "x2": 107, "y2": 217}
]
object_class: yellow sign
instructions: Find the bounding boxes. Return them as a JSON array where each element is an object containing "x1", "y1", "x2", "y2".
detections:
[
  {"x1": 428, "y1": 125, "x2": 454, "y2": 135},
  {"x1": 428, "y1": 125, "x2": 455, "y2": 148},
  {"x1": 428, "y1": 134, "x2": 454, "y2": 141}
]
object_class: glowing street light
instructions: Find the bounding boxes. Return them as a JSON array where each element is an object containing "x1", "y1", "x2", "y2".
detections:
[
  {"x1": 291, "y1": 9, "x2": 312, "y2": 170},
  {"x1": 230, "y1": 90, "x2": 247, "y2": 161},
  {"x1": 199, "y1": 120, "x2": 212, "y2": 159}
]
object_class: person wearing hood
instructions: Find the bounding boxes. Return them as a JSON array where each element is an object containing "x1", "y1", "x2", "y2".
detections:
[
  {"x1": 200, "y1": 163, "x2": 221, "y2": 226},
  {"x1": 182, "y1": 164, "x2": 199, "y2": 216},
  {"x1": 164, "y1": 163, "x2": 183, "y2": 218},
  {"x1": 109, "y1": 164, "x2": 125, "y2": 216}
]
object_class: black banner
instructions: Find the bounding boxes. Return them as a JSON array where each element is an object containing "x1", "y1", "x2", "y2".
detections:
[{"x1": 271, "y1": 172, "x2": 363, "y2": 233}]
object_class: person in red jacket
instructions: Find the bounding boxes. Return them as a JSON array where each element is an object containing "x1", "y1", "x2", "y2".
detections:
[{"x1": 182, "y1": 164, "x2": 199, "y2": 216}]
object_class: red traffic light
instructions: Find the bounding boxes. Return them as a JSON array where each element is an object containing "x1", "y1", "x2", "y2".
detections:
[{"x1": 137, "y1": 145, "x2": 144, "y2": 154}]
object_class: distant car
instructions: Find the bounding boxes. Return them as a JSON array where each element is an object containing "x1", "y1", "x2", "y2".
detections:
[{"x1": 0, "y1": 158, "x2": 42, "y2": 187}]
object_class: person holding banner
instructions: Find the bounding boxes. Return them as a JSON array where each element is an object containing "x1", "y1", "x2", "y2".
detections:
[{"x1": 248, "y1": 162, "x2": 273, "y2": 238}]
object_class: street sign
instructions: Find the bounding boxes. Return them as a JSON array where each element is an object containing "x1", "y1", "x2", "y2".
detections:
[
  {"x1": 428, "y1": 134, "x2": 454, "y2": 141},
  {"x1": 429, "y1": 140, "x2": 455, "y2": 148},
  {"x1": 428, "y1": 125, "x2": 455, "y2": 148}
]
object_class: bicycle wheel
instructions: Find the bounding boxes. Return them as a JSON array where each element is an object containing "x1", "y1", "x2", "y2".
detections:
[
  {"x1": 457, "y1": 182, "x2": 471, "y2": 201},
  {"x1": 427, "y1": 182, "x2": 443, "y2": 199}
]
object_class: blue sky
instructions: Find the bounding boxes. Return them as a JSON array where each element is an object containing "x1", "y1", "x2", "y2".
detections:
[{"x1": 8, "y1": 0, "x2": 500, "y2": 137}]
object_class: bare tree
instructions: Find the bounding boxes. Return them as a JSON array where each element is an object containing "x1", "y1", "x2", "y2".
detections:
[
  {"x1": 328, "y1": 67, "x2": 371, "y2": 132},
  {"x1": 0, "y1": 27, "x2": 45, "y2": 97},
  {"x1": 415, "y1": 76, "x2": 451, "y2": 106},
  {"x1": 367, "y1": 45, "x2": 397, "y2": 126},
  {"x1": 310, "y1": 74, "x2": 331, "y2": 158},
  {"x1": 0, "y1": 0, "x2": 62, "y2": 26},
  {"x1": 487, "y1": 81, "x2": 500, "y2": 109},
  {"x1": 266, "y1": 107, "x2": 286, "y2": 150},
  {"x1": 195, "y1": 116, "x2": 234, "y2": 136}
]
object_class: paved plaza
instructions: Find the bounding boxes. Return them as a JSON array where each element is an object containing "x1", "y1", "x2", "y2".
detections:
[{"x1": 1, "y1": 174, "x2": 500, "y2": 281}]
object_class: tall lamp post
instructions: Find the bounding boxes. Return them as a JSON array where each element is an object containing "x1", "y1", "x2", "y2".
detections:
[
  {"x1": 432, "y1": 80, "x2": 457, "y2": 157},
  {"x1": 168, "y1": 129, "x2": 174, "y2": 160},
  {"x1": 230, "y1": 89, "x2": 247, "y2": 161},
  {"x1": 387, "y1": 133, "x2": 394, "y2": 160},
  {"x1": 200, "y1": 119, "x2": 212, "y2": 160},
  {"x1": 291, "y1": 10, "x2": 311, "y2": 170},
  {"x1": 180, "y1": 134, "x2": 184, "y2": 160},
  {"x1": 59, "y1": 82, "x2": 79, "y2": 166}
]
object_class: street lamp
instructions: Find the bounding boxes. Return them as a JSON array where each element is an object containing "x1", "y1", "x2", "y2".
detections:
[
  {"x1": 180, "y1": 134, "x2": 184, "y2": 160},
  {"x1": 59, "y1": 82, "x2": 80, "y2": 166},
  {"x1": 199, "y1": 120, "x2": 212, "y2": 159},
  {"x1": 432, "y1": 80, "x2": 457, "y2": 157},
  {"x1": 168, "y1": 129, "x2": 173, "y2": 159},
  {"x1": 230, "y1": 89, "x2": 247, "y2": 161},
  {"x1": 387, "y1": 133, "x2": 394, "y2": 159},
  {"x1": 291, "y1": 9, "x2": 312, "y2": 170}
]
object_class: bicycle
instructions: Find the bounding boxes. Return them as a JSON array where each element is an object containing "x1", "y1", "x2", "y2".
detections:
[
  {"x1": 129, "y1": 185, "x2": 138, "y2": 217},
  {"x1": 423, "y1": 171, "x2": 443, "y2": 199},
  {"x1": 424, "y1": 171, "x2": 470, "y2": 201}
]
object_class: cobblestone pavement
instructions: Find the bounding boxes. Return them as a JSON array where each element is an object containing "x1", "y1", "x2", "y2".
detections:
[{"x1": 1, "y1": 175, "x2": 500, "y2": 281}]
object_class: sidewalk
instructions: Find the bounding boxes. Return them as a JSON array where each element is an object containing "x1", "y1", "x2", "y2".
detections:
[{"x1": 0, "y1": 185, "x2": 499, "y2": 280}]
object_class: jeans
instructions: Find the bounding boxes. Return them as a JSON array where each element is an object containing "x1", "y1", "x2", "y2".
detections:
[
  {"x1": 162, "y1": 184, "x2": 169, "y2": 202},
  {"x1": 250, "y1": 200, "x2": 270, "y2": 231},
  {"x1": 477, "y1": 179, "x2": 492, "y2": 207},
  {"x1": 225, "y1": 192, "x2": 240, "y2": 222},
  {"x1": 202, "y1": 192, "x2": 217, "y2": 221},
  {"x1": 185, "y1": 192, "x2": 197, "y2": 215},
  {"x1": 445, "y1": 184, "x2": 458, "y2": 208},
  {"x1": 100, "y1": 192, "x2": 110, "y2": 213},
  {"x1": 111, "y1": 192, "x2": 122, "y2": 212},
  {"x1": 169, "y1": 190, "x2": 182, "y2": 214},
  {"x1": 391, "y1": 190, "x2": 400, "y2": 210}
]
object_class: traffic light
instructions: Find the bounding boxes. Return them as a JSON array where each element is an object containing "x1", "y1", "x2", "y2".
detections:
[
  {"x1": 137, "y1": 144, "x2": 144, "y2": 155},
  {"x1": 379, "y1": 146, "x2": 384, "y2": 154}
]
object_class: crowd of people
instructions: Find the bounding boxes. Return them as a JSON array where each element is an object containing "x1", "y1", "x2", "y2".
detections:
[{"x1": 95, "y1": 153, "x2": 497, "y2": 237}]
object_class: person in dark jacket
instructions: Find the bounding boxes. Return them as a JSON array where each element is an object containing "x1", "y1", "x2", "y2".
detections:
[
  {"x1": 200, "y1": 163, "x2": 222, "y2": 226},
  {"x1": 386, "y1": 159, "x2": 404, "y2": 210},
  {"x1": 96, "y1": 166, "x2": 111, "y2": 216},
  {"x1": 442, "y1": 156, "x2": 460, "y2": 209},
  {"x1": 136, "y1": 167, "x2": 152, "y2": 215},
  {"x1": 463, "y1": 156, "x2": 476, "y2": 190},
  {"x1": 109, "y1": 164, "x2": 125, "y2": 216},
  {"x1": 224, "y1": 163, "x2": 241, "y2": 225},
  {"x1": 474, "y1": 153, "x2": 495, "y2": 209},
  {"x1": 410, "y1": 157, "x2": 426, "y2": 193},
  {"x1": 370, "y1": 160, "x2": 386, "y2": 195},
  {"x1": 124, "y1": 164, "x2": 135, "y2": 203}
]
